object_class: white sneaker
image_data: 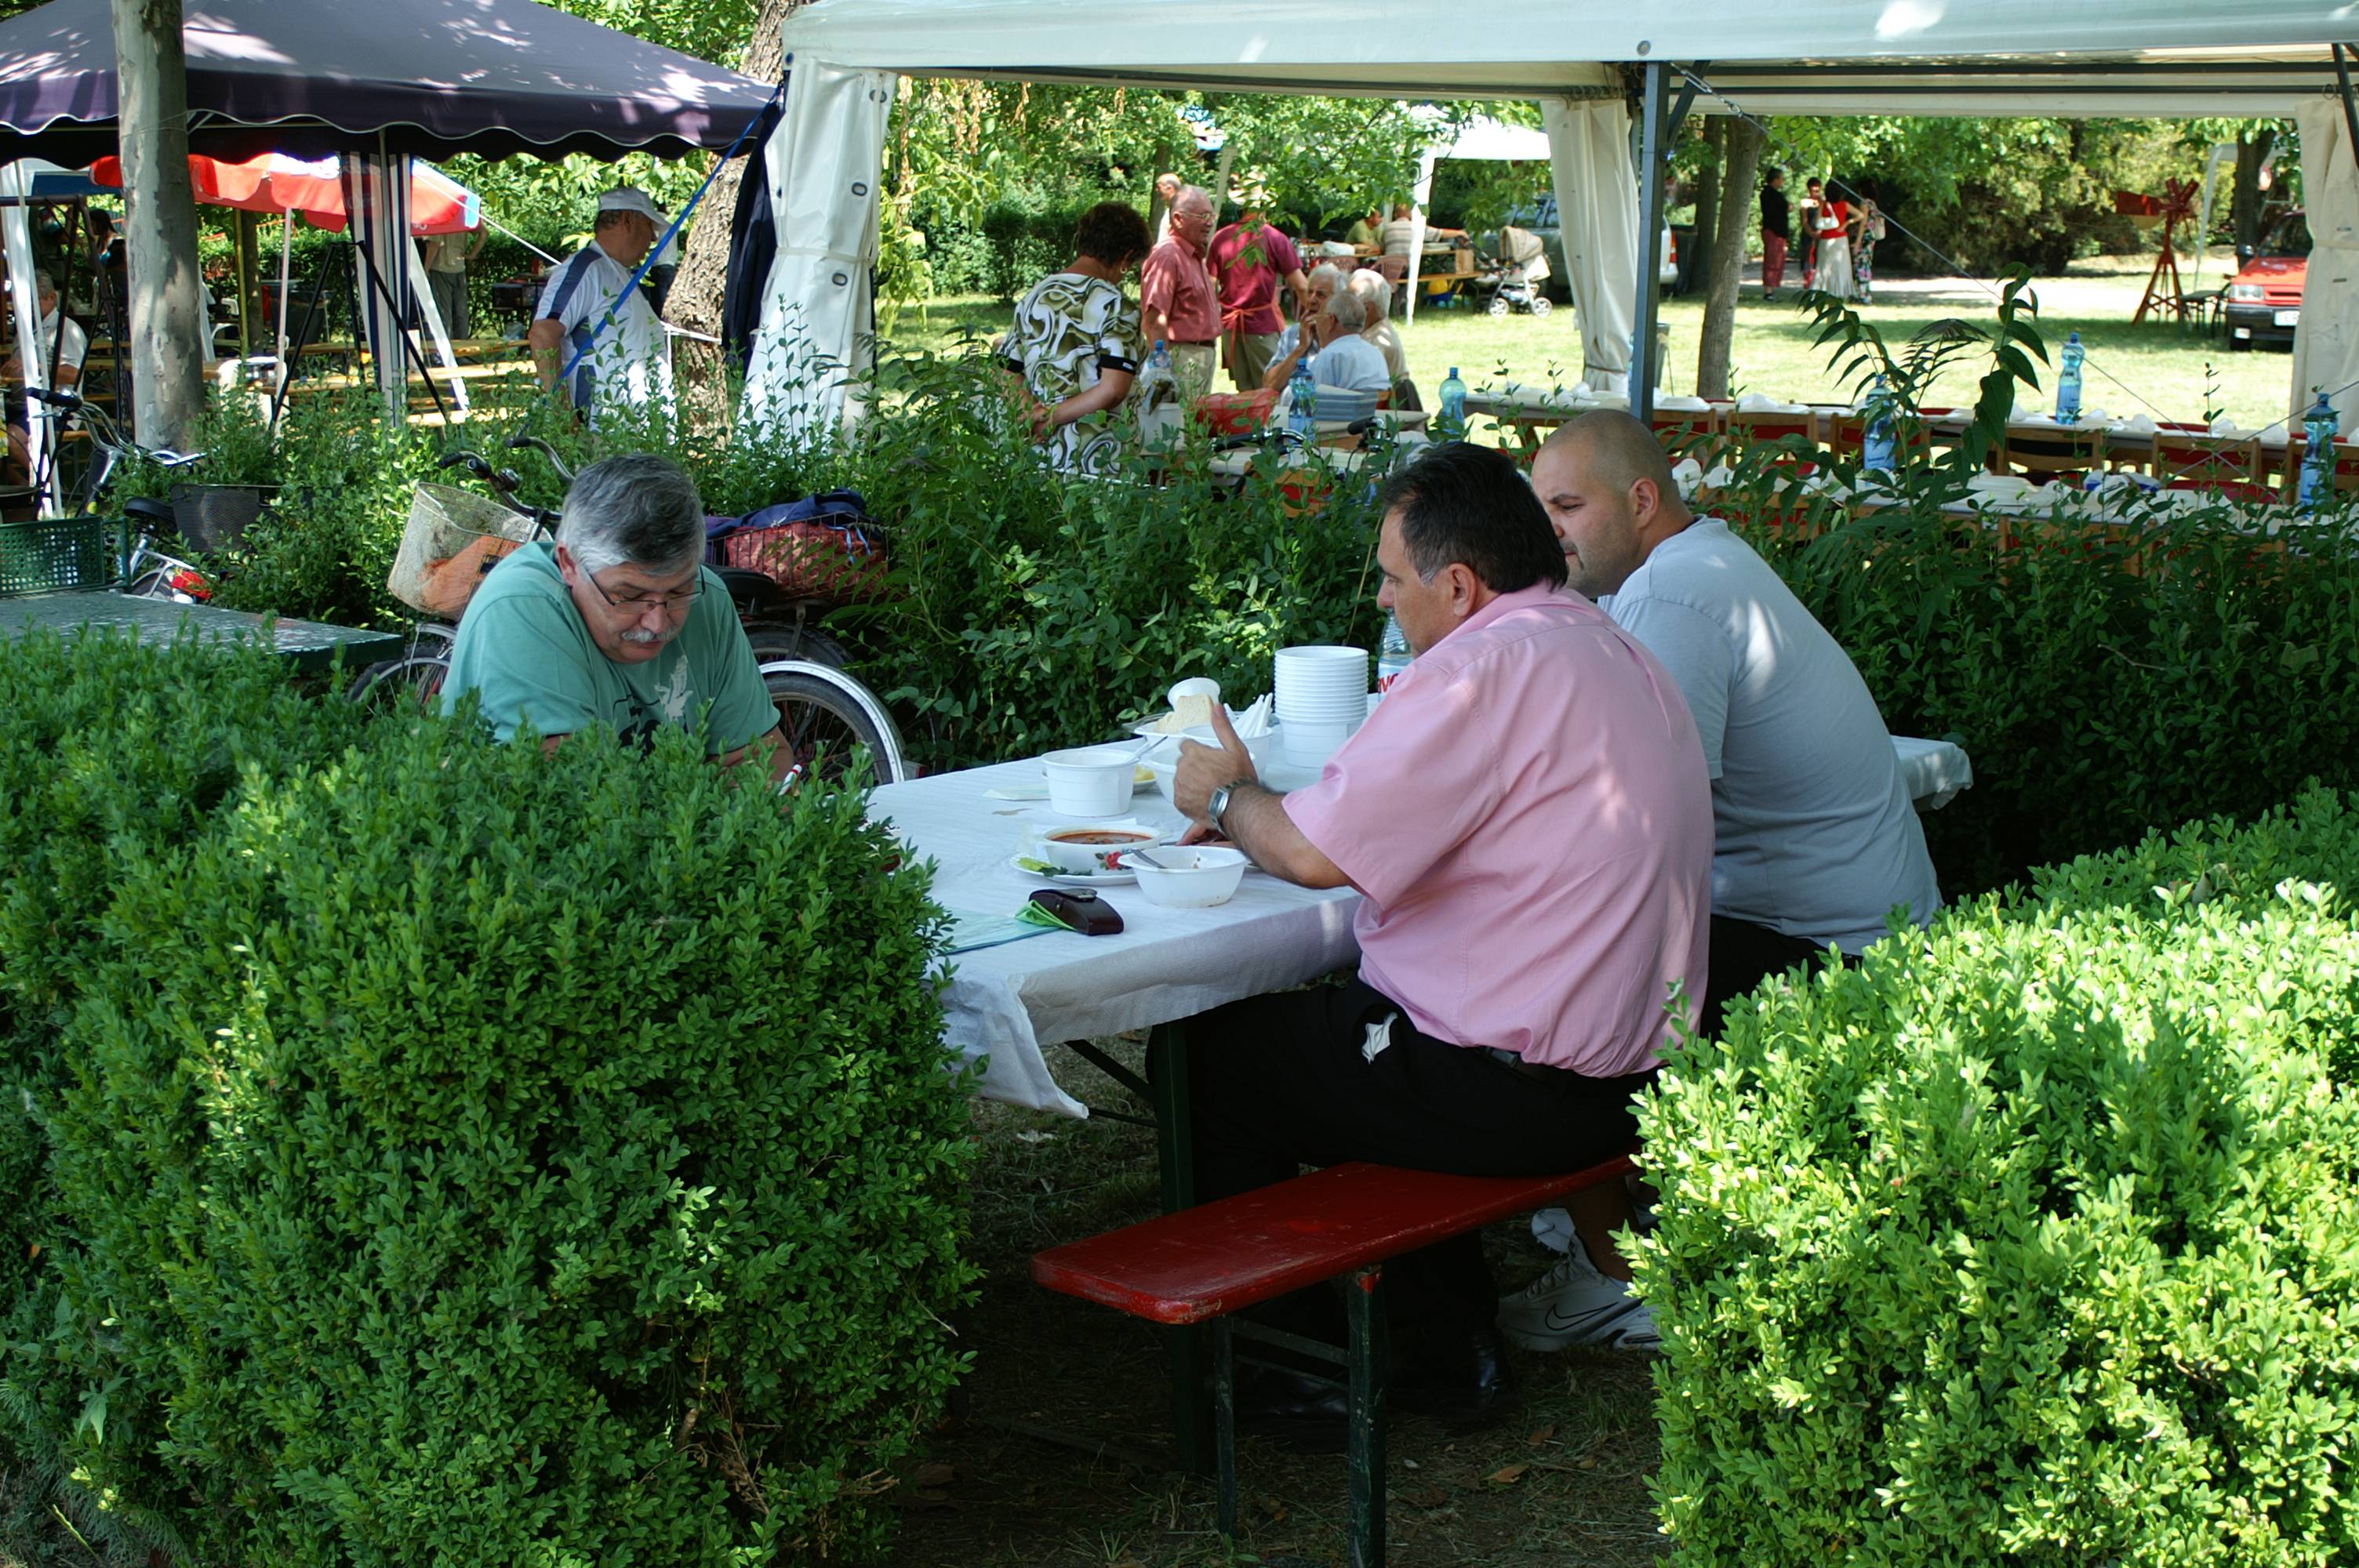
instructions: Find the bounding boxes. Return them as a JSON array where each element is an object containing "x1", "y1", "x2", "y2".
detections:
[{"x1": 1496, "y1": 1236, "x2": 1659, "y2": 1352}]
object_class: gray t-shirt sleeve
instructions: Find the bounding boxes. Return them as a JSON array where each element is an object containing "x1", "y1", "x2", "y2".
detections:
[{"x1": 1609, "y1": 595, "x2": 1731, "y2": 780}]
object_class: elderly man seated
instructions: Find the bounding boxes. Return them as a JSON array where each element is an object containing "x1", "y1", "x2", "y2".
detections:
[
  {"x1": 1343, "y1": 268, "x2": 1413, "y2": 405},
  {"x1": 1259, "y1": 285, "x2": 1391, "y2": 399},
  {"x1": 1493, "y1": 411, "x2": 1943, "y2": 1352},
  {"x1": 442, "y1": 453, "x2": 789, "y2": 784},
  {"x1": 1171, "y1": 441, "x2": 1711, "y2": 1446}
]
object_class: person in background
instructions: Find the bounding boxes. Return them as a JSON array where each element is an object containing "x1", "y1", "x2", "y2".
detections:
[
  {"x1": 1812, "y1": 185, "x2": 1855, "y2": 301},
  {"x1": 422, "y1": 226, "x2": 489, "y2": 339},
  {"x1": 1139, "y1": 183, "x2": 1219, "y2": 405},
  {"x1": 998, "y1": 201, "x2": 1150, "y2": 474},
  {"x1": 1261, "y1": 287, "x2": 1390, "y2": 399},
  {"x1": 1257, "y1": 261, "x2": 1343, "y2": 390},
  {"x1": 1149, "y1": 172, "x2": 1182, "y2": 249},
  {"x1": 529, "y1": 186, "x2": 671, "y2": 417},
  {"x1": 1758, "y1": 168, "x2": 1790, "y2": 303},
  {"x1": 1850, "y1": 197, "x2": 1885, "y2": 305},
  {"x1": 1169, "y1": 441, "x2": 1710, "y2": 1441},
  {"x1": 1344, "y1": 205, "x2": 1383, "y2": 251},
  {"x1": 3, "y1": 269, "x2": 86, "y2": 481},
  {"x1": 1380, "y1": 201, "x2": 1421, "y2": 258},
  {"x1": 1797, "y1": 178, "x2": 1823, "y2": 292},
  {"x1": 1209, "y1": 180, "x2": 1310, "y2": 393},
  {"x1": 645, "y1": 225, "x2": 681, "y2": 313},
  {"x1": 1345, "y1": 268, "x2": 1412, "y2": 404}
]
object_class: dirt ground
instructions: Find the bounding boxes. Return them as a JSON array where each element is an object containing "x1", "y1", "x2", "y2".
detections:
[{"x1": 886, "y1": 1037, "x2": 1669, "y2": 1568}]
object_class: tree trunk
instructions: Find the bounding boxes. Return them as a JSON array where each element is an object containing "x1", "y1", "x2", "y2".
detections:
[
  {"x1": 2231, "y1": 127, "x2": 2277, "y2": 256},
  {"x1": 1695, "y1": 117, "x2": 1764, "y2": 402},
  {"x1": 667, "y1": 0, "x2": 796, "y2": 343},
  {"x1": 109, "y1": 0, "x2": 205, "y2": 450},
  {"x1": 1685, "y1": 118, "x2": 1722, "y2": 299}
]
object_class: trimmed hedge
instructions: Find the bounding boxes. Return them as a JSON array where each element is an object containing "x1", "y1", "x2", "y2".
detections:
[
  {"x1": 1638, "y1": 784, "x2": 2359, "y2": 1564},
  {"x1": 1, "y1": 639, "x2": 973, "y2": 1564}
]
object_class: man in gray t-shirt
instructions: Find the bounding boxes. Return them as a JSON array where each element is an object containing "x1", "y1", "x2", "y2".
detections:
[{"x1": 1532, "y1": 412, "x2": 1940, "y2": 1030}]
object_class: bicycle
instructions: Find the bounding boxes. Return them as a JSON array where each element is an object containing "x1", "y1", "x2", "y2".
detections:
[
  {"x1": 26, "y1": 387, "x2": 216, "y2": 601},
  {"x1": 349, "y1": 436, "x2": 910, "y2": 788}
]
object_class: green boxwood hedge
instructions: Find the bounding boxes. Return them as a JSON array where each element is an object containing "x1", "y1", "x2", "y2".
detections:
[
  {"x1": 0, "y1": 637, "x2": 973, "y2": 1564},
  {"x1": 1638, "y1": 784, "x2": 2359, "y2": 1564}
]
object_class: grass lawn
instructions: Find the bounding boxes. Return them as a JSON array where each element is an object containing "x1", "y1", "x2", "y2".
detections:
[{"x1": 883, "y1": 254, "x2": 2302, "y2": 432}]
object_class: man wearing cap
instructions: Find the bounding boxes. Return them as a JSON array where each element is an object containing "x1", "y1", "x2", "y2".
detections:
[{"x1": 529, "y1": 187, "x2": 672, "y2": 416}]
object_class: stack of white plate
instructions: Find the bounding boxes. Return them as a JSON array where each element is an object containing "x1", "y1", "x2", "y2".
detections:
[{"x1": 1274, "y1": 644, "x2": 1369, "y2": 766}]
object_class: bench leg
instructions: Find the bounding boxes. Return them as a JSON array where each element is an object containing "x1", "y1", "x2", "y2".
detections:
[
  {"x1": 1147, "y1": 1020, "x2": 1210, "y2": 1473},
  {"x1": 1346, "y1": 1265, "x2": 1388, "y2": 1568},
  {"x1": 1212, "y1": 1316, "x2": 1238, "y2": 1538}
]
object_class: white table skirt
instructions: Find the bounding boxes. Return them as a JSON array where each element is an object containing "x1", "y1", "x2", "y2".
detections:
[{"x1": 868, "y1": 754, "x2": 1361, "y2": 1120}]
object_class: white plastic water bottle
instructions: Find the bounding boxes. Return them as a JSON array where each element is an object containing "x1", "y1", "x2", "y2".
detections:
[
  {"x1": 2299, "y1": 391, "x2": 2339, "y2": 510},
  {"x1": 1435, "y1": 366, "x2": 1467, "y2": 442},
  {"x1": 1861, "y1": 374, "x2": 1897, "y2": 474},
  {"x1": 1377, "y1": 610, "x2": 1411, "y2": 695},
  {"x1": 1135, "y1": 338, "x2": 1178, "y2": 448},
  {"x1": 2054, "y1": 331, "x2": 2085, "y2": 424},
  {"x1": 1287, "y1": 359, "x2": 1318, "y2": 441}
]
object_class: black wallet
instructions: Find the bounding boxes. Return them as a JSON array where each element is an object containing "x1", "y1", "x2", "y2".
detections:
[{"x1": 1028, "y1": 887, "x2": 1124, "y2": 936}]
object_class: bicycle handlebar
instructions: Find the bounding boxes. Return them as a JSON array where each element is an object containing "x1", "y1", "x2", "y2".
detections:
[{"x1": 503, "y1": 433, "x2": 576, "y2": 483}]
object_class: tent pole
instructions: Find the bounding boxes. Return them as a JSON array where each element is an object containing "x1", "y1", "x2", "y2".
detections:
[
  {"x1": 1630, "y1": 60, "x2": 1671, "y2": 420},
  {"x1": 274, "y1": 209, "x2": 292, "y2": 365},
  {"x1": 1405, "y1": 148, "x2": 1435, "y2": 329}
]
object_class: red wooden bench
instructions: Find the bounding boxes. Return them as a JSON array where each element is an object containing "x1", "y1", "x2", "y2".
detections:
[{"x1": 1032, "y1": 1153, "x2": 1635, "y2": 1568}]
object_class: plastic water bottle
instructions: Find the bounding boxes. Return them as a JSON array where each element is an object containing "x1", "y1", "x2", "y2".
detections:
[
  {"x1": 1287, "y1": 359, "x2": 1318, "y2": 441},
  {"x1": 1435, "y1": 366, "x2": 1467, "y2": 442},
  {"x1": 1377, "y1": 610, "x2": 1412, "y2": 695},
  {"x1": 1861, "y1": 375, "x2": 1897, "y2": 474},
  {"x1": 2054, "y1": 331, "x2": 2085, "y2": 424},
  {"x1": 2299, "y1": 391, "x2": 2339, "y2": 510},
  {"x1": 1135, "y1": 338, "x2": 1178, "y2": 448}
]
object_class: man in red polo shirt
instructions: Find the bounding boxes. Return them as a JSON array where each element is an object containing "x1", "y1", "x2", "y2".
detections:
[
  {"x1": 1209, "y1": 182, "x2": 1311, "y2": 392},
  {"x1": 1140, "y1": 183, "x2": 1221, "y2": 405}
]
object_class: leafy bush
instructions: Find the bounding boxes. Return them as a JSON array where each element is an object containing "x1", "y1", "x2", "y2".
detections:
[
  {"x1": 1638, "y1": 784, "x2": 2359, "y2": 1565},
  {"x1": 0, "y1": 639, "x2": 973, "y2": 1565}
]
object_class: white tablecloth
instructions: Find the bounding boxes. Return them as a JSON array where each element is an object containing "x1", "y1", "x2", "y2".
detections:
[{"x1": 868, "y1": 755, "x2": 1361, "y2": 1120}]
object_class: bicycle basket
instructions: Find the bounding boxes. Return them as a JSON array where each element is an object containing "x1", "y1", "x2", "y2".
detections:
[
  {"x1": 711, "y1": 492, "x2": 889, "y2": 604},
  {"x1": 0, "y1": 516, "x2": 118, "y2": 597},
  {"x1": 388, "y1": 484, "x2": 539, "y2": 619}
]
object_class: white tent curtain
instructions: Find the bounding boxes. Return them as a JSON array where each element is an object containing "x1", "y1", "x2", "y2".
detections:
[
  {"x1": 343, "y1": 143, "x2": 414, "y2": 419},
  {"x1": 0, "y1": 162, "x2": 53, "y2": 513},
  {"x1": 1404, "y1": 148, "x2": 1433, "y2": 328},
  {"x1": 2288, "y1": 97, "x2": 2359, "y2": 433},
  {"x1": 742, "y1": 56, "x2": 896, "y2": 436},
  {"x1": 1543, "y1": 96, "x2": 1637, "y2": 393},
  {"x1": 405, "y1": 241, "x2": 468, "y2": 421}
]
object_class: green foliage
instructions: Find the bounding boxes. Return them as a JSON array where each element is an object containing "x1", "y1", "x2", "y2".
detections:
[
  {"x1": 0, "y1": 637, "x2": 972, "y2": 1565},
  {"x1": 1638, "y1": 785, "x2": 2359, "y2": 1565}
]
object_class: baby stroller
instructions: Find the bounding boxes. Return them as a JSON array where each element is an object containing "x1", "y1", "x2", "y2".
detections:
[{"x1": 1470, "y1": 226, "x2": 1555, "y2": 318}]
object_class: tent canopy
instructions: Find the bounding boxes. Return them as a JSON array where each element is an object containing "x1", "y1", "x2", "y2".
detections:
[
  {"x1": 89, "y1": 152, "x2": 482, "y2": 235},
  {"x1": 774, "y1": 0, "x2": 2348, "y2": 117},
  {"x1": 0, "y1": 0, "x2": 778, "y2": 165},
  {"x1": 1429, "y1": 115, "x2": 1550, "y2": 165}
]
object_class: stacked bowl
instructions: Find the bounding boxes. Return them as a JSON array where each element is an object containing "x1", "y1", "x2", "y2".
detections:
[{"x1": 1274, "y1": 644, "x2": 1369, "y2": 767}]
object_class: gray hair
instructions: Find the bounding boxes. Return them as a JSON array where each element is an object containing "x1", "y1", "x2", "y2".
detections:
[
  {"x1": 1325, "y1": 289, "x2": 1369, "y2": 333},
  {"x1": 32, "y1": 269, "x2": 54, "y2": 297},
  {"x1": 1346, "y1": 267, "x2": 1392, "y2": 318},
  {"x1": 557, "y1": 453, "x2": 706, "y2": 577},
  {"x1": 1173, "y1": 184, "x2": 1213, "y2": 213},
  {"x1": 1306, "y1": 261, "x2": 1348, "y2": 294}
]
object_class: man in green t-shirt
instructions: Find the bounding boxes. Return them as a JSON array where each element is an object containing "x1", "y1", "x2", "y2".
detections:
[{"x1": 442, "y1": 452, "x2": 787, "y2": 783}]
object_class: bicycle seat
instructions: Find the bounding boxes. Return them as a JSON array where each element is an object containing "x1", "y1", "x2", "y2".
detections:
[{"x1": 123, "y1": 497, "x2": 177, "y2": 530}]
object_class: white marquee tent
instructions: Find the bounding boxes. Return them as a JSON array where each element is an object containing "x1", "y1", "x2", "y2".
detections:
[{"x1": 743, "y1": 2, "x2": 2358, "y2": 430}]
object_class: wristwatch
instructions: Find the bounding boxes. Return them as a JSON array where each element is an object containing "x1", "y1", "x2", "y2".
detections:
[{"x1": 1205, "y1": 782, "x2": 1237, "y2": 831}]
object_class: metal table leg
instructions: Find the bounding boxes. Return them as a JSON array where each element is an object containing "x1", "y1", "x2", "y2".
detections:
[
  {"x1": 1345, "y1": 1265, "x2": 1389, "y2": 1568},
  {"x1": 1147, "y1": 1018, "x2": 1209, "y2": 1472}
]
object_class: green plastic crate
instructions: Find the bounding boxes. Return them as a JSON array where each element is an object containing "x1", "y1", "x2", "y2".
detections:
[{"x1": 0, "y1": 517, "x2": 118, "y2": 597}]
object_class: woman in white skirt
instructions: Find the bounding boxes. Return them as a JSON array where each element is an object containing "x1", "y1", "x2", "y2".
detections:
[{"x1": 1813, "y1": 189, "x2": 1856, "y2": 301}]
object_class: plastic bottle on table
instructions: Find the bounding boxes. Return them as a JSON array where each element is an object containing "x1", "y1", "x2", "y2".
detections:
[
  {"x1": 1861, "y1": 373, "x2": 1898, "y2": 475},
  {"x1": 2299, "y1": 391, "x2": 2339, "y2": 510},
  {"x1": 1434, "y1": 365, "x2": 1467, "y2": 442},
  {"x1": 1134, "y1": 338, "x2": 1178, "y2": 448},
  {"x1": 1286, "y1": 359, "x2": 1318, "y2": 441},
  {"x1": 1377, "y1": 610, "x2": 1412, "y2": 696},
  {"x1": 2053, "y1": 331, "x2": 2085, "y2": 424}
]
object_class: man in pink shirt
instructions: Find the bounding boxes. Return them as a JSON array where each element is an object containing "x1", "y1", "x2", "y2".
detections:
[
  {"x1": 1209, "y1": 186, "x2": 1310, "y2": 392},
  {"x1": 1138, "y1": 183, "x2": 1220, "y2": 405},
  {"x1": 1172, "y1": 443, "x2": 1712, "y2": 1444}
]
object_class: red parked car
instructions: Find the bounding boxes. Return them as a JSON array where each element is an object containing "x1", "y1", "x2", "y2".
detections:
[{"x1": 2223, "y1": 209, "x2": 2310, "y2": 350}]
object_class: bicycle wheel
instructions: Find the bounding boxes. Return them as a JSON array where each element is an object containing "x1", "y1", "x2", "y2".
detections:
[
  {"x1": 346, "y1": 653, "x2": 450, "y2": 711},
  {"x1": 758, "y1": 659, "x2": 909, "y2": 789},
  {"x1": 743, "y1": 619, "x2": 852, "y2": 670}
]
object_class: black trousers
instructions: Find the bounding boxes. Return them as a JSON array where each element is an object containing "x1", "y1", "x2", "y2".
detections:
[
  {"x1": 1702, "y1": 913, "x2": 1848, "y2": 1036},
  {"x1": 1176, "y1": 978, "x2": 1654, "y2": 1341}
]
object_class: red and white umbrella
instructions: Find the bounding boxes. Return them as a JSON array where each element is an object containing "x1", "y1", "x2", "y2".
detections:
[{"x1": 89, "y1": 151, "x2": 480, "y2": 235}]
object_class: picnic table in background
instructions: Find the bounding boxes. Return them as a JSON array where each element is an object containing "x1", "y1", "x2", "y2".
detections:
[{"x1": 0, "y1": 593, "x2": 402, "y2": 674}]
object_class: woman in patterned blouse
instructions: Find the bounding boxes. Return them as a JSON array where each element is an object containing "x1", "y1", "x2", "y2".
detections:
[{"x1": 999, "y1": 202, "x2": 1153, "y2": 473}]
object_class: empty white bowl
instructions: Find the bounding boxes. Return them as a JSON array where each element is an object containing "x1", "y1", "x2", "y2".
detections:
[
  {"x1": 1041, "y1": 746, "x2": 1138, "y2": 817},
  {"x1": 1129, "y1": 845, "x2": 1249, "y2": 908}
]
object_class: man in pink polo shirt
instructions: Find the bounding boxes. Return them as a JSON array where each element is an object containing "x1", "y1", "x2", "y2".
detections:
[
  {"x1": 1139, "y1": 183, "x2": 1220, "y2": 405},
  {"x1": 1172, "y1": 442, "x2": 1712, "y2": 1444}
]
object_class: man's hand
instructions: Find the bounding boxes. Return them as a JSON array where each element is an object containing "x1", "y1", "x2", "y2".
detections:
[{"x1": 1173, "y1": 702, "x2": 1257, "y2": 826}]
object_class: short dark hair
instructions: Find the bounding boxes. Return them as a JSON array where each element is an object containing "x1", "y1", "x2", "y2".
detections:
[
  {"x1": 1765, "y1": 167, "x2": 1784, "y2": 183},
  {"x1": 1374, "y1": 443, "x2": 1567, "y2": 593},
  {"x1": 1074, "y1": 201, "x2": 1150, "y2": 267}
]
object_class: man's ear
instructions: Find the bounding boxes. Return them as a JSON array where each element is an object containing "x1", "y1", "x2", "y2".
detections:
[{"x1": 1629, "y1": 477, "x2": 1660, "y2": 521}]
